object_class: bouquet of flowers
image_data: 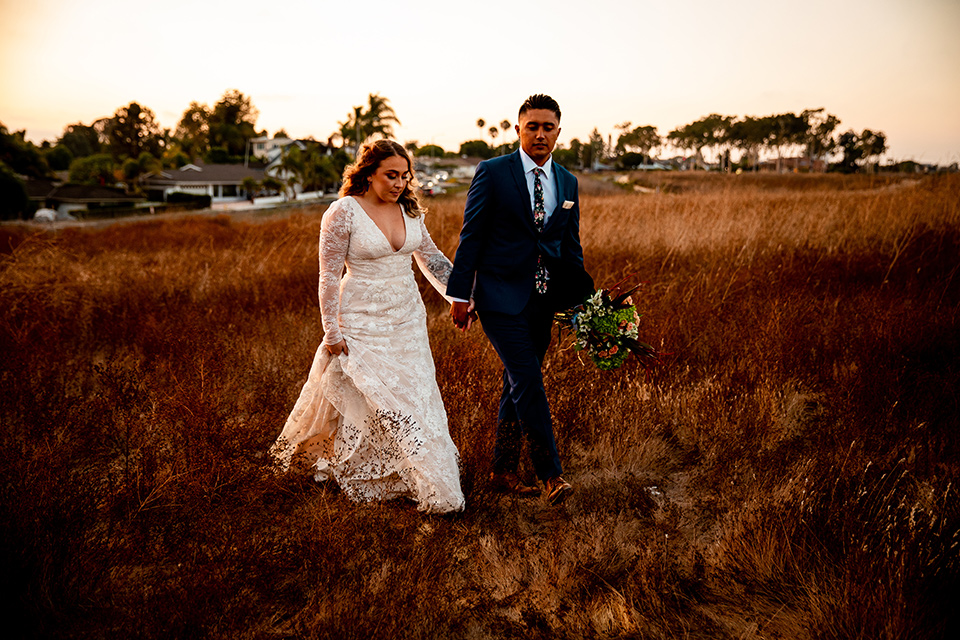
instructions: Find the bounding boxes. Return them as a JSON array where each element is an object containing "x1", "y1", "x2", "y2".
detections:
[{"x1": 556, "y1": 277, "x2": 660, "y2": 371}]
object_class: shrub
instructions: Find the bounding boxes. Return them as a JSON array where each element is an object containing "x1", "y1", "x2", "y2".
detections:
[
  {"x1": 165, "y1": 192, "x2": 212, "y2": 208},
  {"x1": 0, "y1": 164, "x2": 28, "y2": 220}
]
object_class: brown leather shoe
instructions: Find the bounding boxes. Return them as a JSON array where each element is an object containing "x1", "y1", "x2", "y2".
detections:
[
  {"x1": 544, "y1": 476, "x2": 573, "y2": 505},
  {"x1": 490, "y1": 471, "x2": 541, "y2": 496}
]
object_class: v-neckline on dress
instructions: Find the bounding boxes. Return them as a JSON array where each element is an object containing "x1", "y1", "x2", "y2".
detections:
[{"x1": 349, "y1": 196, "x2": 407, "y2": 253}]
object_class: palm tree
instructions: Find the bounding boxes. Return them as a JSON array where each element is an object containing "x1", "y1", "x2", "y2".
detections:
[
  {"x1": 241, "y1": 176, "x2": 259, "y2": 202},
  {"x1": 275, "y1": 145, "x2": 305, "y2": 199},
  {"x1": 338, "y1": 106, "x2": 364, "y2": 155},
  {"x1": 338, "y1": 94, "x2": 402, "y2": 154},
  {"x1": 476, "y1": 119, "x2": 485, "y2": 142},
  {"x1": 362, "y1": 93, "x2": 401, "y2": 140},
  {"x1": 285, "y1": 176, "x2": 299, "y2": 200},
  {"x1": 261, "y1": 176, "x2": 283, "y2": 196},
  {"x1": 488, "y1": 126, "x2": 500, "y2": 154},
  {"x1": 500, "y1": 120, "x2": 511, "y2": 154}
]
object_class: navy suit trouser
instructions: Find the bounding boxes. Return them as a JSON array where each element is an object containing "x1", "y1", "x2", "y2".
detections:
[{"x1": 479, "y1": 293, "x2": 562, "y2": 481}]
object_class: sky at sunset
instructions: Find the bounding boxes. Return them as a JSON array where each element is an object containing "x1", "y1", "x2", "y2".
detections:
[{"x1": 2, "y1": 0, "x2": 958, "y2": 164}]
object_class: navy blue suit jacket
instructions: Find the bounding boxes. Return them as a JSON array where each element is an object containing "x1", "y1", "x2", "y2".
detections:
[{"x1": 447, "y1": 151, "x2": 593, "y2": 314}]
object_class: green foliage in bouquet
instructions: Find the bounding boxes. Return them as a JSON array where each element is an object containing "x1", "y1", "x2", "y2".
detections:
[{"x1": 556, "y1": 277, "x2": 660, "y2": 371}]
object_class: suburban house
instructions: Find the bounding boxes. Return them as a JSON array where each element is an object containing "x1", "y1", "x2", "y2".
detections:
[
  {"x1": 142, "y1": 161, "x2": 266, "y2": 202},
  {"x1": 250, "y1": 136, "x2": 295, "y2": 163},
  {"x1": 250, "y1": 136, "x2": 333, "y2": 165},
  {"x1": 25, "y1": 178, "x2": 144, "y2": 216},
  {"x1": 251, "y1": 137, "x2": 335, "y2": 198},
  {"x1": 260, "y1": 139, "x2": 308, "y2": 195}
]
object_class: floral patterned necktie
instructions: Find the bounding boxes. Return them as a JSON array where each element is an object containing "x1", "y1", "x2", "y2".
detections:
[{"x1": 533, "y1": 168, "x2": 549, "y2": 294}]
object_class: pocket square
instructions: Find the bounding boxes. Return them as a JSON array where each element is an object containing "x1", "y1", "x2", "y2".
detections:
[{"x1": 562, "y1": 200, "x2": 575, "y2": 209}]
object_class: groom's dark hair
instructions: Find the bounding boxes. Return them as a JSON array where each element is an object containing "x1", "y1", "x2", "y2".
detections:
[{"x1": 519, "y1": 94, "x2": 561, "y2": 121}]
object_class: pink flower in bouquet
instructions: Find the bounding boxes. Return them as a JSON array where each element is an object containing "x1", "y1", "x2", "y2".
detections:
[
  {"x1": 626, "y1": 323, "x2": 636, "y2": 332},
  {"x1": 609, "y1": 346, "x2": 618, "y2": 355}
]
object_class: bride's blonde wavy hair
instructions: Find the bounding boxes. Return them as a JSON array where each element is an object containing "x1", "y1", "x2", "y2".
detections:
[{"x1": 339, "y1": 140, "x2": 425, "y2": 218}]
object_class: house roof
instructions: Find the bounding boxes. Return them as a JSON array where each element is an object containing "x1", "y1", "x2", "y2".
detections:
[
  {"x1": 22, "y1": 177, "x2": 146, "y2": 203},
  {"x1": 144, "y1": 161, "x2": 266, "y2": 186},
  {"x1": 23, "y1": 178, "x2": 58, "y2": 200},
  {"x1": 47, "y1": 184, "x2": 145, "y2": 203},
  {"x1": 252, "y1": 136, "x2": 328, "y2": 149}
]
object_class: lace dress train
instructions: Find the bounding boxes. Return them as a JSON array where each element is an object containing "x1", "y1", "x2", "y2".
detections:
[{"x1": 270, "y1": 196, "x2": 464, "y2": 513}]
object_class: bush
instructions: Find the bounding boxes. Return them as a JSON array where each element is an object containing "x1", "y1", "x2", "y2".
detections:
[
  {"x1": 617, "y1": 151, "x2": 648, "y2": 169},
  {"x1": 552, "y1": 147, "x2": 579, "y2": 170},
  {"x1": 457, "y1": 140, "x2": 494, "y2": 159},
  {"x1": 0, "y1": 164, "x2": 29, "y2": 220},
  {"x1": 415, "y1": 144, "x2": 445, "y2": 158},
  {"x1": 166, "y1": 192, "x2": 212, "y2": 208}
]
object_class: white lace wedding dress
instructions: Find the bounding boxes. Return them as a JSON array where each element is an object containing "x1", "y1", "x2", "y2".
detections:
[{"x1": 270, "y1": 196, "x2": 464, "y2": 513}]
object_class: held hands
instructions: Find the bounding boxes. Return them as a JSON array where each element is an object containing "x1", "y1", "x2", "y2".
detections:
[
  {"x1": 450, "y1": 299, "x2": 477, "y2": 332},
  {"x1": 326, "y1": 339, "x2": 349, "y2": 356}
]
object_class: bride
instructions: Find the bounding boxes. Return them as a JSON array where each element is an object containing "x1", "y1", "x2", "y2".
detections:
[{"x1": 270, "y1": 140, "x2": 466, "y2": 513}]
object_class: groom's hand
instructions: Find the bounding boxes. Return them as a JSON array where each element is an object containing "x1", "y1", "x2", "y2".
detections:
[{"x1": 451, "y1": 300, "x2": 476, "y2": 332}]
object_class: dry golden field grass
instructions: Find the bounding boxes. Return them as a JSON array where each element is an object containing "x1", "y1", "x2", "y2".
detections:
[{"x1": 2, "y1": 172, "x2": 958, "y2": 638}]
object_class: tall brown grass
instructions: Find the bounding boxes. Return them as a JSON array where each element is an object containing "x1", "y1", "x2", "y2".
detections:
[{"x1": 2, "y1": 173, "x2": 958, "y2": 638}]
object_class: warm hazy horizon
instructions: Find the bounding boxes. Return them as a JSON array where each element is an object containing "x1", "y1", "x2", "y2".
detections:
[{"x1": 2, "y1": 0, "x2": 958, "y2": 165}]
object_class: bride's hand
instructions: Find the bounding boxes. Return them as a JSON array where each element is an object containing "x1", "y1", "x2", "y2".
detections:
[{"x1": 326, "y1": 339, "x2": 349, "y2": 356}]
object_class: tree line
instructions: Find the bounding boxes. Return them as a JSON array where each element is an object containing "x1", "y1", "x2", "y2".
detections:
[
  {"x1": 1, "y1": 92, "x2": 895, "y2": 187},
  {"x1": 410, "y1": 108, "x2": 889, "y2": 174},
  {"x1": 0, "y1": 90, "x2": 404, "y2": 207},
  {"x1": 0, "y1": 91, "x2": 913, "y2": 219},
  {"x1": 659, "y1": 110, "x2": 887, "y2": 173}
]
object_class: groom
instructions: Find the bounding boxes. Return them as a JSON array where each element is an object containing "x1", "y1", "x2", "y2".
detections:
[{"x1": 447, "y1": 94, "x2": 593, "y2": 505}]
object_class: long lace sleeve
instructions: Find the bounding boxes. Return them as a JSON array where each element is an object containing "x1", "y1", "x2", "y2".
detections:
[
  {"x1": 318, "y1": 200, "x2": 351, "y2": 346},
  {"x1": 413, "y1": 215, "x2": 456, "y2": 304}
]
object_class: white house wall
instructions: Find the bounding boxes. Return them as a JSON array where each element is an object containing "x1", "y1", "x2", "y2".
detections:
[{"x1": 164, "y1": 184, "x2": 246, "y2": 202}]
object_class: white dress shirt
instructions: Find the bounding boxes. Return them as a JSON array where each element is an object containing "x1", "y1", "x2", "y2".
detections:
[{"x1": 519, "y1": 147, "x2": 558, "y2": 225}]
